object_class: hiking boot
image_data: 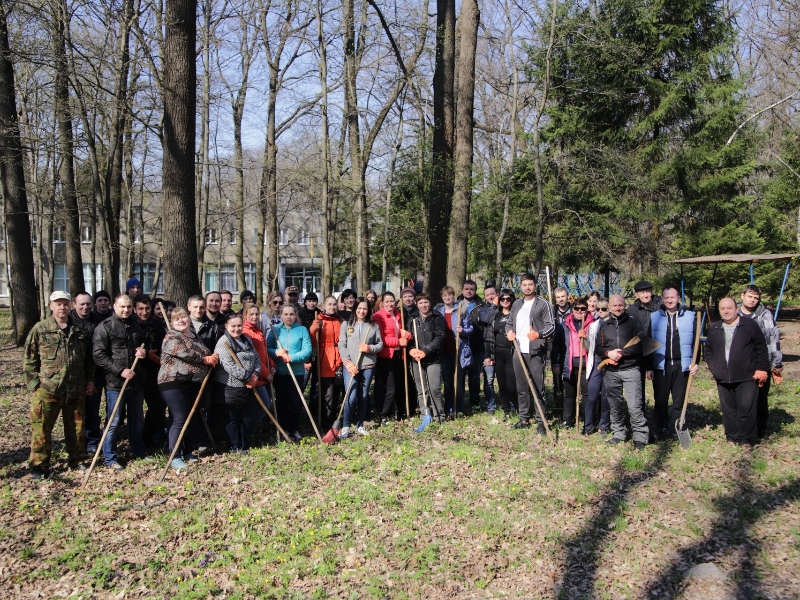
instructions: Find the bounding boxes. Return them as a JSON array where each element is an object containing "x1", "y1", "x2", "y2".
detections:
[
  {"x1": 537, "y1": 425, "x2": 547, "y2": 436},
  {"x1": 599, "y1": 429, "x2": 610, "y2": 439},
  {"x1": 634, "y1": 441, "x2": 646, "y2": 451},
  {"x1": 30, "y1": 467, "x2": 49, "y2": 481},
  {"x1": 356, "y1": 426, "x2": 369, "y2": 436},
  {"x1": 339, "y1": 427, "x2": 350, "y2": 439},
  {"x1": 171, "y1": 457, "x2": 188, "y2": 470},
  {"x1": 107, "y1": 462, "x2": 124, "y2": 471},
  {"x1": 513, "y1": 419, "x2": 531, "y2": 430},
  {"x1": 606, "y1": 437, "x2": 624, "y2": 446}
]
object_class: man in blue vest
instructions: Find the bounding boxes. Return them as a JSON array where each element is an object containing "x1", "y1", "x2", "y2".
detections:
[{"x1": 648, "y1": 287, "x2": 698, "y2": 440}]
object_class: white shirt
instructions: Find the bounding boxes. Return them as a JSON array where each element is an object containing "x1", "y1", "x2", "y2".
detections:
[{"x1": 516, "y1": 298, "x2": 535, "y2": 354}]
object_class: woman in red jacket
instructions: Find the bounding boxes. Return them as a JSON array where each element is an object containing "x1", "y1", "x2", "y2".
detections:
[
  {"x1": 372, "y1": 291, "x2": 412, "y2": 425},
  {"x1": 309, "y1": 296, "x2": 343, "y2": 430},
  {"x1": 242, "y1": 304, "x2": 277, "y2": 411}
]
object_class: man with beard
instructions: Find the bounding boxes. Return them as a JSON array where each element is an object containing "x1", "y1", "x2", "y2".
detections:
[
  {"x1": 205, "y1": 291, "x2": 228, "y2": 328},
  {"x1": 220, "y1": 290, "x2": 236, "y2": 318}
]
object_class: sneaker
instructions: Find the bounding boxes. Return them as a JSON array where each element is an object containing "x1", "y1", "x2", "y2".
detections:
[
  {"x1": 339, "y1": 427, "x2": 350, "y2": 439},
  {"x1": 69, "y1": 463, "x2": 87, "y2": 471},
  {"x1": 634, "y1": 441, "x2": 646, "y2": 451},
  {"x1": 487, "y1": 409, "x2": 496, "y2": 416},
  {"x1": 196, "y1": 445, "x2": 210, "y2": 456},
  {"x1": 380, "y1": 418, "x2": 389, "y2": 428},
  {"x1": 183, "y1": 454, "x2": 199, "y2": 464},
  {"x1": 356, "y1": 426, "x2": 369, "y2": 436},
  {"x1": 107, "y1": 462, "x2": 124, "y2": 471},
  {"x1": 537, "y1": 425, "x2": 547, "y2": 436},
  {"x1": 599, "y1": 429, "x2": 610, "y2": 439},
  {"x1": 291, "y1": 431, "x2": 302, "y2": 443},
  {"x1": 513, "y1": 420, "x2": 531, "y2": 430},
  {"x1": 171, "y1": 457, "x2": 188, "y2": 470},
  {"x1": 606, "y1": 437, "x2": 624, "y2": 446}
]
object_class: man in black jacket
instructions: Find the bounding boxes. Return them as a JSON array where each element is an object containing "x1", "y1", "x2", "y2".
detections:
[
  {"x1": 92, "y1": 294, "x2": 147, "y2": 470},
  {"x1": 595, "y1": 294, "x2": 649, "y2": 449},
  {"x1": 626, "y1": 280, "x2": 661, "y2": 412},
  {"x1": 505, "y1": 273, "x2": 556, "y2": 433},
  {"x1": 705, "y1": 297, "x2": 770, "y2": 446},
  {"x1": 188, "y1": 295, "x2": 220, "y2": 351},
  {"x1": 188, "y1": 294, "x2": 221, "y2": 449},
  {"x1": 408, "y1": 294, "x2": 446, "y2": 422},
  {"x1": 133, "y1": 294, "x2": 167, "y2": 449},
  {"x1": 471, "y1": 283, "x2": 498, "y2": 414},
  {"x1": 70, "y1": 292, "x2": 106, "y2": 454}
]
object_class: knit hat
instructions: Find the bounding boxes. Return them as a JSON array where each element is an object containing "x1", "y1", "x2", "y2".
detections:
[
  {"x1": 400, "y1": 287, "x2": 416, "y2": 297},
  {"x1": 239, "y1": 290, "x2": 255, "y2": 303},
  {"x1": 93, "y1": 290, "x2": 111, "y2": 301},
  {"x1": 126, "y1": 277, "x2": 142, "y2": 291}
]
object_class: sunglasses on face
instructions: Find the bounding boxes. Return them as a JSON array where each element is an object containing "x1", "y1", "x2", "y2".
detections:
[
  {"x1": 500, "y1": 297, "x2": 512, "y2": 302},
  {"x1": 573, "y1": 307, "x2": 588, "y2": 312},
  {"x1": 272, "y1": 301, "x2": 284, "y2": 306},
  {"x1": 598, "y1": 307, "x2": 609, "y2": 312}
]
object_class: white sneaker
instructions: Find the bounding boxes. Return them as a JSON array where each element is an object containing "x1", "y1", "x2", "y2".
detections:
[
  {"x1": 291, "y1": 431, "x2": 302, "y2": 443},
  {"x1": 356, "y1": 426, "x2": 369, "y2": 436},
  {"x1": 339, "y1": 427, "x2": 350, "y2": 439}
]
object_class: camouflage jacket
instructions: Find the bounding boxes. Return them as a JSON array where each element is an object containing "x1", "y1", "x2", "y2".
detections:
[{"x1": 24, "y1": 316, "x2": 95, "y2": 399}]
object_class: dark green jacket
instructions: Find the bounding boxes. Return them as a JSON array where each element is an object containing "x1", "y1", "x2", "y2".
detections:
[{"x1": 24, "y1": 316, "x2": 95, "y2": 399}]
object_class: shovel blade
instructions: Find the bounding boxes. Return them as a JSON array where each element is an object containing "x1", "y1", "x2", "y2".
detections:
[
  {"x1": 676, "y1": 426, "x2": 692, "y2": 449},
  {"x1": 414, "y1": 415, "x2": 433, "y2": 434}
]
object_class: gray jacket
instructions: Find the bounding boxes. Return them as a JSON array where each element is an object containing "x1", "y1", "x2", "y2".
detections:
[
  {"x1": 213, "y1": 334, "x2": 259, "y2": 388},
  {"x1": 338, "y1": 321, "x2": 383, "y2": 369},
  {"x1": 739, "y1": 303, "x2": 782, "y2": 369},
  {"x1": 505, "y1": 295, "x2": 556, "y2": 355}
]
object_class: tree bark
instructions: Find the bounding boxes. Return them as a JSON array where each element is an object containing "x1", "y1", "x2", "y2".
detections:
[
  {"x1": 425, "y1": 0, "x2": 456, "y2": 302},
  {"x1": 446, "y1": 0, "x2": 479, "y2": 288},
  {"x1": 196, "y1": 0, "x2": 212, "y2": 284},
  {"x1": 0, "y1": 0, "x2": 39, "y2": 344},
  {"x1": 52, "y1": 0, "x2": 84, "y2": 293},
  {"x1": 316, "y1": 0, "x2": 333, "y2": 297},
  {"x1": 161, "y1": 0, "x2": 199, "y2": 305}
]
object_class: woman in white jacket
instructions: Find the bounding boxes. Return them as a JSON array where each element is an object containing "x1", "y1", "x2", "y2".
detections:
[{"x1": 584, "y1": 297, "x2": 611, "y2": 435}]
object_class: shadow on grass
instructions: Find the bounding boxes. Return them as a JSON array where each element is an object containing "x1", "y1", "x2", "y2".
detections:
[
  {"x1": 557, "y1": 440, "x2": 674, "y2": 599},
  {"x1": 644, "y1": 459, "x2": 800, "y2": 599}
]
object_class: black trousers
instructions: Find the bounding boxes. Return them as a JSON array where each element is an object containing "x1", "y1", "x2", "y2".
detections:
[
  {"x1": 652, "y1": 364, "x2": 689, "y2": 434},
  {"x1": 717, "y1": 379, "x2": 758, "y2": 445},
  {"x1": 513, "y1": 352, "x2": 546, "y2": 425},
  {"x1": 319, "y1": 377, "x2": 340, "y2": 431},
  {"x1": 495, "y1": 348, "x2": 517, "y2": 414},
  {"x1": 376, "y1": 357, "x2": 404, "y2": 420},
  {"x1": 142, "y1": 375, "x2": 167, "y2": 447},
  {"x1": 161, "y1": 385, "x2": 200, "y2": 457},
  {"x1": 562, "y1": 357, "x2": 588, "y2": 427},
  {"x1": 275, "y1": 374, "x2": 303, "y2": 434},
  {"x1": 757, "y1": 372, "x2": 771, "y2": 437},
  {"x1": 225, "y1": 401, "x2": 263, "y2": 450}
]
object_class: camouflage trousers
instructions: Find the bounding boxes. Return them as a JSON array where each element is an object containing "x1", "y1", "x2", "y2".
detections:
[{"x1": 29, "y1": 388, "x2": 86, "y2": 469}]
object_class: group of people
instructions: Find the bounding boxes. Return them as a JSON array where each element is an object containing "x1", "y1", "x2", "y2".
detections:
[{"x1": 23, "y1": 273, "x2": 782, "y2": 480}]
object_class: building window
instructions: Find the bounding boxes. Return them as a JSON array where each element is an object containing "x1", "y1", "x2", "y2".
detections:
[
  {"x1": 253, "y1": 228, "x2": 258, "y2": 244},
  {"x1": 82, "y1": 264, "x2": 104, "y2": 295},
  {"x1": 245, "y1": 263, "x2": 256, "y2": 292},
  {"x1": 81, "y1": 225, "x2": 92, "y2": 244},
  {"x1": 221, "y1": 264, "x2": 237, "y2": 292},
  {"x1": 54, "y1": 226, "x2": 65, "y2": 244},
  {"x1": 279, "y1": 228, "x2": 288, "y2": 246},
  {"x1": 53, "y1": 264, "x2": 69, "y2": 293},
  {"x1": 133, "y1": 228, "x2": 142, "y2": 244},
  {"x1": 298, "y1": 229, "x2": 309, "y2": 245},
  {"x1": 284, "y1": 266, "x2": 321, "y2": 294},
  {"x1": 0, "y1": 264, "x2": 8, "y2": 296},
  {"x1": 31, "y1": 231, "x2": 37, "y2": 246},
  {"x1": 205, "y1": 228, "x2": 218, "y2": 245},
  {"x1": 134, "y1": 263, "x2": 164, "y2": 295},
  {"x1": 228, "y1": 226, "x2": 236, "y2": 245},
  {"x1": 204, "y1": 269, "x2": 218, "y2": 293}
]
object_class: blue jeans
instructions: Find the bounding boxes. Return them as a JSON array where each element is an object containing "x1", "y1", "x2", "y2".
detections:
[
  {"x1": 342, "y1": 367, "x2": 374, "y2": 428},
  {"x1": 483, "y1": 361, "x2": 496, "y2": 411},
  {"x1": 103, "y1": 387, "x2": 146, "y2": 465},
  {"x1": 254, "y1": 385, "x2": 272, "y2": 410}
]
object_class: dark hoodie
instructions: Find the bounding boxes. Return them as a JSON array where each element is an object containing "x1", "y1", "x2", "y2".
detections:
[
  {"x1": 594, "y1": 311, "x2": 644, "y2": 371},
  {"x1": 626, "y1": 295, "x2": 662, "y2": 336}
]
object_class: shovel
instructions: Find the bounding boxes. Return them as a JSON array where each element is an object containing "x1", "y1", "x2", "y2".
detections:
[
  {"x1": 676, "y1": 312, "x2": 702, "y2": 449},
  {"x1": 412, "y1": 320, "x2": 433, "y2": 433}
]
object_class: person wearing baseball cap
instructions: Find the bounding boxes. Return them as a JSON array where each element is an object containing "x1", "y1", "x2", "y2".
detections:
[
  {"x1": 24, "y1": 291, "x2": 96, "y2": 479},
  {"x1": 627, "y1": 280, "x2": 661, "y2": 418},
  {"x1": 285, "y1": 286, "x2": 300, "y2": 307}
]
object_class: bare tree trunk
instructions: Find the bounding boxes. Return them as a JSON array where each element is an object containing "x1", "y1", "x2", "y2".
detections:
[
  {"x1": 161, "y1": 0, "x2": 199, "y2": 305},
  {"x1": 425, "y1": 0, "x2": 456, "y2": 301},
  {"x1": 531, "y1": 0, "x2": 559, "y2": 275},
  {"x1": 0, "y1": 0, "x2": 39, "y2": 343},
  {"x1": 316, "y1": 0, "x2": 334, "y2": 297},
  {"x1": 196, "y1": 0, "x2": 212, "y2": 282},
  {"x1": 446, "y1": 0, "x2": 479, "y2": 288},
  {"x1": 342, "y1": 0, "x2": 367, "y2": 291},
  {"x1": 382, "y1": 110, "x2": 404, "y2": 290},
  {"x1": 52, "y1": 0, "x2": 84, "y2": 293}
]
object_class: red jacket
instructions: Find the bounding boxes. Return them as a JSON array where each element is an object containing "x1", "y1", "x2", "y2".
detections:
[
  {"x1": 242, "y1": 321, "x2": 276, "y2": 386},
  {"x1": 372, "y1": 308, "x2": 410, "y2": 359},
  {"x1": 310, "y1": 312, "x2": 343, "y2": 378}
]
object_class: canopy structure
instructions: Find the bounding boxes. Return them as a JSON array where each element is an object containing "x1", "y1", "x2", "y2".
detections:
[{"x1": 673, "y1": 253, "x2": 797, "y2": 326}]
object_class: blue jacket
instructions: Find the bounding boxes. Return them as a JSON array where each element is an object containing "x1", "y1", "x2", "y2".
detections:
[
  {"x1": 437, "y1": 304, "x2": 473, "y2": 368},
  {"x1": 650, "y1": 307, "x2": 695, "y2": 372},
  {"x1": 267, "y1": 322, "x2": 312, "y2": 377}
]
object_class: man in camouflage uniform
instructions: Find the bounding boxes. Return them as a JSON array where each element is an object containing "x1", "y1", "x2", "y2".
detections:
[{"x1": 24, "y1": 291, "x2": 96, "y2": 480}]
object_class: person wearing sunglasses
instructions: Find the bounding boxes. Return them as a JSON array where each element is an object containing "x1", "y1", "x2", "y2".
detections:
[
  {"x1": 261, "y1": 291, "x2": 285, "y2": 332},
  {"x1": 585, "y1": 298, "x2": 611, "y2": 435},
  {"x1": 552, "y1": 298, "x2": 594, "y2": 429},
  {"x1": 485, "y1": 289, "x2": 517, "y2": 419}
]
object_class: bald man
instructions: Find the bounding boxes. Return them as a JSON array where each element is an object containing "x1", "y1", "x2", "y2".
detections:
[
  {"x1": 594, "y1": 294, "x2": 649, "y2": 449},
  {"x1": 705, "y1": 297, "x2": 770, "y2": 446}
]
